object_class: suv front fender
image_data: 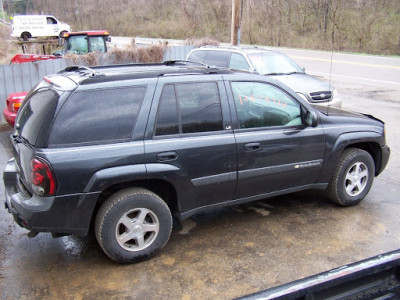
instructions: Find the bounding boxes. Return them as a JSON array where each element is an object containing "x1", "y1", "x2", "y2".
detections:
[{"x1": 319, "y1": 131, "x2": 385, "y2": 183}]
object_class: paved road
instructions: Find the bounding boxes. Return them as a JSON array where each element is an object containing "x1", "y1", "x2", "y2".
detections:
[
  {"x1": 267, "y1": 46, "x2": 400, "y2": 94},
  {"x1": 113, "y1": 36, "x2": 400, "y2": 94},
  {"x1": 0, "y1": 45, "x2": 399, "y2": 299}
]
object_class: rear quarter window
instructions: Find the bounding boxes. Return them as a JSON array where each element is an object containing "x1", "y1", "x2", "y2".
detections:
[
  {"x1": 16, "y1": 88, "x2": 59, "y2": 147},
  {"x1": 204, "y1": 51, "x2": 231, "y2": 68},
  {"x1": 187, "y1": 51, "x2": 206, "y2": 64},
  {"x1": 48, "y1": 86, "x2": 146, "y2": 147}
]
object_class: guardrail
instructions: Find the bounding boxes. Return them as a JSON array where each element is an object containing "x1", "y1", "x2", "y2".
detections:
[
  {"x1": 0, "y1": 45, "x2": 194, "y2": 124},
  {"x1": 0, "y1": 19, "x2": 12, "y2": 27}
]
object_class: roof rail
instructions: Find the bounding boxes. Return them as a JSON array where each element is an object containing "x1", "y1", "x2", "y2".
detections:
[
  {"x1": 56, "y1": 62, "x2": 233, "y2": 84},
  {"x1": 163, "y1": 60, "x2": 212, "y2": 68},
  {"x1": 198, "y1": 45, "x2": 268, "y2": 51},
  {"x1": 58, "y1": 65, "x2": 101, "y2": 77}
]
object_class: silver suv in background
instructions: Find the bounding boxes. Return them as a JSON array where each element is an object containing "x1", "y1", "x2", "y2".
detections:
[{"x1": 186, "y1": 46, "x2": 342, "y2": 109}]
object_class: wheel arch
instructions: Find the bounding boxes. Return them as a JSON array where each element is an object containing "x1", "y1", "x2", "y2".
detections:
[
  {"x1": 21, "y1": 31, "x2": 32, "y2": 40},
  {"x1": 58, "y1": 30, "x2": 68, "y2": 38},
  {"x1": 320, "y1": 132, "x2": 384, "y2": 183},
  {"x1": 344, "y1": 142, "x2": 382, "y2": 176},
  {"x1": 90, "y1": 179, "x2": 179, "y2": 231}
]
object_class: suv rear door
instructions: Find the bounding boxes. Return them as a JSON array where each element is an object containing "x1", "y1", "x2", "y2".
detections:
[
  {"x1": 225, "y1": 76, "x2": 326, "y2": 200},
  {"x1": 144, "y1": 75, "x2": 237, "y2": 216}
]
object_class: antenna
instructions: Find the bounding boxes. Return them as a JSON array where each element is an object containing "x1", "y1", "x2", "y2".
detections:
[
  {"x1": 328, "y1": 45, "x2": 334, "y2": 116},
  {"x1": 328, "y1": 2, "x2": 336, "y2": 116}
]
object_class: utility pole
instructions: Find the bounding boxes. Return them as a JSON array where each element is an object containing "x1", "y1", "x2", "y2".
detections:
[
  {"x1": 231, "y1": 0, "x2": 241, "y2": 45},
  {"x1": 0, "y1": 0, "x2": 5, "y2": 21}
]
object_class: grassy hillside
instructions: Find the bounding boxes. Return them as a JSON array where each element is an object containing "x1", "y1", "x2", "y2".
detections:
[{"x1": 3, "y1": 0, "x2": 400, "y2": 55}]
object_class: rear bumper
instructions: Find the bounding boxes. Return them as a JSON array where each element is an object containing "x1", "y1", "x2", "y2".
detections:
[
  {"x1": 3, "y1": 108, "x2": 16, "y2": 126},
  {"x1": 3, "y1": 158, "x2": 99, "y2": 236}
]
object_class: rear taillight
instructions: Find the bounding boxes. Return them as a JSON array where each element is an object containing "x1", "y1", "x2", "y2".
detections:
[
  {"x1": 30, "y1": 158, "x2": 56, "y2": 196},
  {"x1": 12, "y1": 102, "x2": 21, "y2": 113},
  {"x1": 7, "y1": 93, "x2": 26, "y2": 112}
]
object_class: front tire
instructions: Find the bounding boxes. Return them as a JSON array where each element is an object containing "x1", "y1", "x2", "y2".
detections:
[
  {"x1": 328, "y1": 148, "x2": 375, "y2": 206},
  {"x1": 95, "y1": 188, "x2": 172, "y2": 264}
]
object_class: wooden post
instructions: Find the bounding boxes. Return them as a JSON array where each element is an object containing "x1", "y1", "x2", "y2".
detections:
[{"x1": 231, "y1": 0, "x2": 241, "y2": 46}]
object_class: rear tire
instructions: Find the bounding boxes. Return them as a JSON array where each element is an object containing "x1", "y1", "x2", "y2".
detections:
[
  {"x1": 95, "y1": 188, "x2": 172, "y2": 264},
  {"x1": 21, "y1": 32, "x2": 31, "y2": 41},
  {"x1": 59, "y1": 31, "x2": 67, "y2": 39},
  {"x1": 328, "y1": 148, "x2": 375, "y2": 206}
]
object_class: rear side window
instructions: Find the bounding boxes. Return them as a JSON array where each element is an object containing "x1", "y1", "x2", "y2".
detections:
[
  {"x1": 229, "y1": 53, "x2": 250, "y2": 71},
  {"x1": 204, "y1": 51, "x2": 231, "y2": 68},
  {"x1": 187, "y1": 51, "x2": 206, "y2": 64},
  {"x1": 154, "y1": 85, "x2": 179, "y2": 136},
  {"x1": 16, "y1": 88, "x2": 59, "y2": 147},
  {"x1": 155, "y1": 82, "x2": 223, "y2": 136},
  {"x1": 48, "y1": 86, "x2": 146, "y2": 146}
]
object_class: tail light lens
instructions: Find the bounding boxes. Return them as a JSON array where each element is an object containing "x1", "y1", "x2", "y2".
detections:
[
  {"x1": 30, "y1": 158, "x2": 56, "y2": 196},
  {"x1": 7, "y1": 93, "x2": 26, "y2": 112},
  {"x1": 12, "y1": 102, "x2": 22, "y2": 113}
]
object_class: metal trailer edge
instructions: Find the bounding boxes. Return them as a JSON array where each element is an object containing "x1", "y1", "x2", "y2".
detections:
[{"x1": 237, "y1": 249, "x2": 400, "y2": 300}]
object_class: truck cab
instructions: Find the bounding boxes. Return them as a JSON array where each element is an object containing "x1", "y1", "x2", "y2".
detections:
[{"x1": 54, "y1": 30, "x2": 111, "y2": 56}]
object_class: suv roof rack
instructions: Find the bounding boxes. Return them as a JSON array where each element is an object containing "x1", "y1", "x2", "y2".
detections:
[
  {"x1": 58, "y1": 65, "x2": 100, "y2": 77},
  {"x1": 56, "y1": 62, "x2": 234, "y2": 85},
  {"x1": 163, "y1": 60, "x2": 212, "y2": 68},
  {"x1": 57, "y1": 61, "x2": 216, "y2": 75}
]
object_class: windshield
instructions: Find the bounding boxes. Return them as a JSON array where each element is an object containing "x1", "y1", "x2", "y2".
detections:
[
  {"x1": 65, "y1": 35, "x2": 106, "y2": 54},
  {"x1": 66, "y1": 35, "x2": 88, "y2": 54},
  {"x1": 88, "y1": 36, "x2": 106, "y2": 52},
  {"x1": 247, "y1": 52, "x2": 304, "y2": 75}
]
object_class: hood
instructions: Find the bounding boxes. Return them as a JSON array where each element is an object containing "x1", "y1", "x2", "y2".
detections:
[
  {"x1": 314, "y1": 106, "x2": 384, "y2": 124},
  {"x1": 272, "y1": 73, "x2": 334, "y2": 95}
]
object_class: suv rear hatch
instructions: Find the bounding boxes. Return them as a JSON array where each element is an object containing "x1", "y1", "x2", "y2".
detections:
[
  {"x1": 13, "y1": 86, "x2": 60, "y2": 195},
  {"x1": 12, "y1": 75, "x2": 76, "y2": 196}
]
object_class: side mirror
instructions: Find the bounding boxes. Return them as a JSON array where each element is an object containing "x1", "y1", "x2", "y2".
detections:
[
  {"x1": 106, "y1": 36, "x2": 111, "y2": 42},
  {"x1": 305, "y1": 110, "x2": 318, "y2": 127}
]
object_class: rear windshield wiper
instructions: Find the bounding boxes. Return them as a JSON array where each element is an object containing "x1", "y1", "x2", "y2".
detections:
[
  {"x1": 265, "y1": 71, "x2": 303, "y2": 76},
  {"x1": 264, "y1": 72, "x2": 287, "y2": 76},
  {"x1": 12, "y1": 133, "x2": 27, "y2": 144},
  {"x1": 286, "y1": 71, "x2": 304, "y2": 75}
]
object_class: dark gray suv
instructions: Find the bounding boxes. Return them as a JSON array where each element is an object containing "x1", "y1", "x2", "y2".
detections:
[{"x1": 4, "y1": 62, "x2": 390, "y2": 264}]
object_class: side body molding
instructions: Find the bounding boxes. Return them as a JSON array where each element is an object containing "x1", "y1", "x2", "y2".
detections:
[{"x1": 146, "y1": 163, "x2": 180, "y2": 175}]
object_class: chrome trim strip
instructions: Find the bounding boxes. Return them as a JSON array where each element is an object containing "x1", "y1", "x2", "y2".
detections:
[{"x1": 239, "y1": 159, "x2": 323, "y2": 180}]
